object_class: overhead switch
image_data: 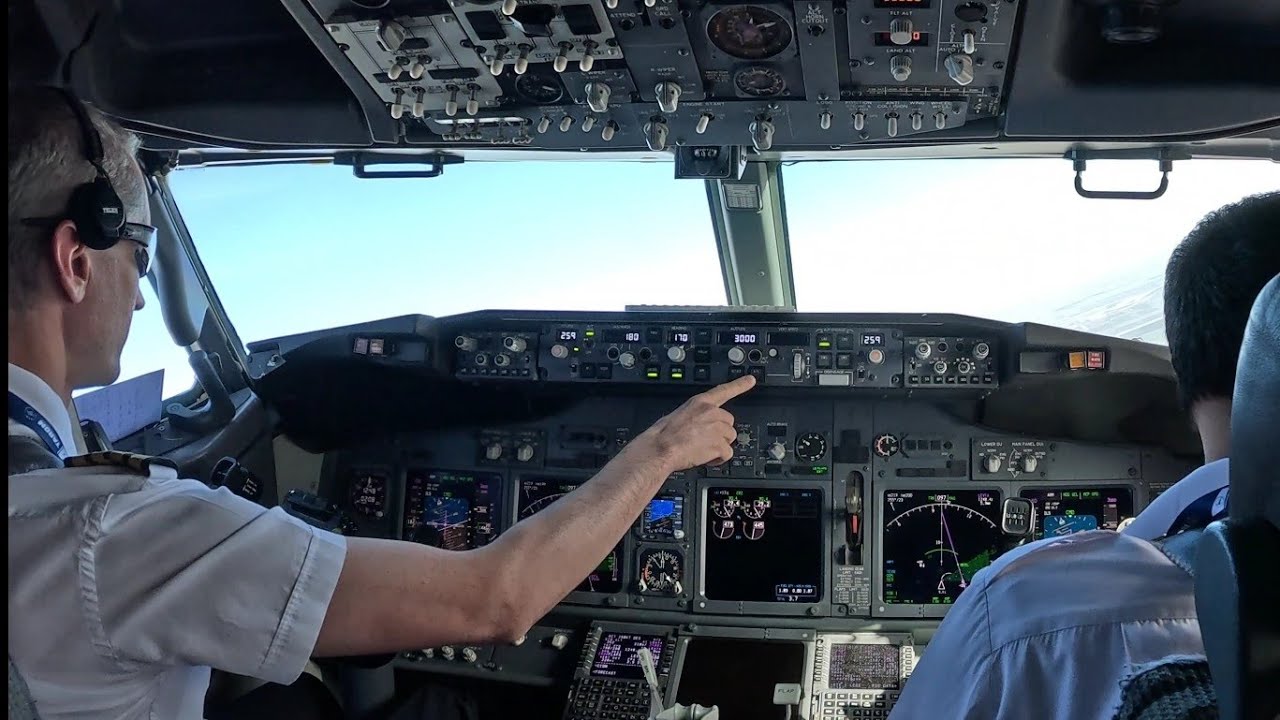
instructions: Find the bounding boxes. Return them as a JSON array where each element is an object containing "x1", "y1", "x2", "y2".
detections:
[
  {"x1": 890, "y1": 54, "x2": 912, "y2": 82},
  {"x1": 586, "y1": 81, "x2": 611, "y2": 113},
  {"x1": 656, "y1": 82, "x2": 682, "y2": 113},
  {"x1": 945, "y1": 53, "x2": 975, "y2": 85},
  {"x1": 750, "y1": 118, "x2": 775, "y2": 151},
  {"x1": 889, "y1": 17, "x2": 915, "y2": 45}
]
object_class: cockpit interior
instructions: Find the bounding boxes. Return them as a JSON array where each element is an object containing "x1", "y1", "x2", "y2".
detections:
[{"x1": 9, "y1": 0, "x2": 1280, "y2": 718}]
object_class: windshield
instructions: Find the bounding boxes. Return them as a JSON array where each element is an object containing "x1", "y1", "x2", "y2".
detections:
[
  {"x1": 785, "y1": 159, "x2": 1279, "y2": 344},
  {"x1": 167, "y1": 162, "x2": 725, "y2": 346},
  {"x1": 155, "y1": 156, "x2": 1278, "y2": 386}
]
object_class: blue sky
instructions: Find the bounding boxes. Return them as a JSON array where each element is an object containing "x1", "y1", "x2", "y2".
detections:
[{"x1": 115, "y1": 157, "x2": 1279, "y2": 399}]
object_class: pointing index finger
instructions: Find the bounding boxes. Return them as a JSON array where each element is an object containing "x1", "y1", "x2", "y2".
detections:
[{"x1": 699, "y1": 374, "x2": 757, "y2": 406}]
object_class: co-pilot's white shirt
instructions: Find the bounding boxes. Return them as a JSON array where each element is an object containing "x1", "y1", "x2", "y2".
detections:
[{"x1": 891, "y1": 462, "x2": 1227, "y2": 720}]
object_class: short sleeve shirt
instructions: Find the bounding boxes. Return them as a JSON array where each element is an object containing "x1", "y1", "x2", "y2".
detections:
[{"x1": 8, "y1": 451, "x2": 347, "y2": 720}]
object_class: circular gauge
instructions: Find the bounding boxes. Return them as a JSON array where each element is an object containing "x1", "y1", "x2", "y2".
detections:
[
  {"x1": 707, "y1": 6, "x2": 793, "y2": 60},
  {"x1": 744, "y1": 519, "x2": 766, "y2": 541},
  {"x1": 713, "y1": 519, "x2": 736, "y2": 539},
  {"x1": 350, "y1": 473, "x2": 387, "y2": 517},
  {"x1": 639, "y1": 549, "x2": 683, "y2": 595},
  {"x1": 794, "y1": 432, "x2": 828, "y2": 463},
  {"x1": 514, "y1": 73, "x2": 564, "y2": 104},
  {"x1": 734, "y1": 66, "x2": 786, "y2": 97},
  {"x1": 712, "y1": 496, "x2": 739, "y2": 519},
  {"x1": 742, "y1": 495, "x2": 771, "y2": 520},
  {"x1": 874, "y1": 433, "x2": 900, "y2": 458}
]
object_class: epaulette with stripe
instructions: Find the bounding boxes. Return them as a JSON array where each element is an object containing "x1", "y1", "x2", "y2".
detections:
[{"x1": 64, "y1": 451, "x2": 178, "y2": 473}]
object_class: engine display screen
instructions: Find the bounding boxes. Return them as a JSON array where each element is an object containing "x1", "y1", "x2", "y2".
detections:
[
  {"x1": 1020, "y1": 487, "x2": 1134, "y2": 539},
  {"x1": 828, "y1": 644, "x2": 902, "y2": 690},
  {"x1": 519, "y1": 477, "x2": 624, "y2": 593},
  {"x1": 403, "y1": 469, "x2": 500, "y2": 550},
  {"x1": 703, "y1": 487, "x2": 823, "y2": 603},
  {"x1": 881, "y1": 489, "x2": 1003, "y2": 605},
  {"x1": 590, "y1": 632, "x2": 667, "y2": 679}
]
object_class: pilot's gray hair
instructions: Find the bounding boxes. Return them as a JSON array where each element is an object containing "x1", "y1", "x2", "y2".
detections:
[{"x1": 8, "y1": 88, "x2": 147, "y2": 309}]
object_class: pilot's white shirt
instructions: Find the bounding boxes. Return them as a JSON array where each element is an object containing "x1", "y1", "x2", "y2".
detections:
[
  {"x1": 890, "y1": 461, "x2": 1227, "y2": 720},
  {"x1": 8, "y1": 363, "x2": 348, "y2": 720}
]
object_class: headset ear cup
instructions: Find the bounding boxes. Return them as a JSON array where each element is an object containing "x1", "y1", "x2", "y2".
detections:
[
  {"x1": 91, "y1": 177, "x2": 126, "y2": 239},
  {"x1": 67, "y1": 180, "x2": 123, "y2": 250}
]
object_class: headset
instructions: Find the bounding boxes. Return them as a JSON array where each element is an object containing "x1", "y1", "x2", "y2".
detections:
[{"x1": 20, "y1": 87, "x2": 155, "y2": 257}]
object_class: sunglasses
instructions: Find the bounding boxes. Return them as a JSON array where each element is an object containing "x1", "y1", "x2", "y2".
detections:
[
  {"x1": 21, "y1": 217, "x2": 157, "y2": 278},
  {"x1": 118, "y1": 222, "x2": 157, "y2": 278}
]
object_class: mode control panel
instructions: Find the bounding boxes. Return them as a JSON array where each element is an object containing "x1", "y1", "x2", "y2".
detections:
[{"x1": 453, "y1": 320, "x2": 1001, "y2": 390}]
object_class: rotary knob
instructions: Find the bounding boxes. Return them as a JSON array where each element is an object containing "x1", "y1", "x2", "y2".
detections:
[
  {"x1": 551, "y1": 344, "x2": 569, "y2": 359},
  {"x1": 933, "y1": 360, "x2": 948, "y2": 374},
  {"x1": 945, "y1": 53, "x2": 975, "y2": 86},
  {"x1": 736, "y1": 429, "x2": 753, "y2": 446},
  {"x1": 462, "y1": 647, "x2": 479, "y2": 663},
  {"x1": 889, "y1": 17, "x2": 915, "y2": 45},
  {"x1": 768, "y1": 442, "x2": 787, "y2": 461},
  {"x1": 890, "y1": 54, "x2": 912, "y2": 82},
  {"x1": 727, "y1": 347, "x2": 747, "y2": 365},
  {"x1": 983, "y1": 455, "x2": 1002, "y2": 473},
  {"x1": 485, "y1": 443, "x2": 503, "y2": 461},
  {"x1": 667, "y1": 346, "x2": 686, "y2": 362},
  {"x1": 1021, "y1": 455, "x2": 1039, "y2": 473},
  {"x1": 973, "y1": 342, "x2": 991, "y2": 360},
  {"x1": 441, "y1": 646, "x2": 456, "y2": 660},
  {"x1": 619, "y1": 351, "x2": 637, "y2": 369},
  {"x1": 550, "y1": 633, "x2": 570, "y2": 650},
  {"x1": 516, "y1": 443, "x2": 535, "y2": 462}
]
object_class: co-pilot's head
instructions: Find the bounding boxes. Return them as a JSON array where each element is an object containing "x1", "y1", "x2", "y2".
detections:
[{"x1": 8, "y1": 87, "x2": 154, "y2": 391}]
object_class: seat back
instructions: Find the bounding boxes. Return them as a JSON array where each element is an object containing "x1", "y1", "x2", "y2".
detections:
[{"x1": 1194, "y1": 272, "x2": 1280, "y2": 720}]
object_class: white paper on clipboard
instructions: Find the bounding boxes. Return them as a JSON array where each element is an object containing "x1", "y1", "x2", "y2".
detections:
[{"x1": 73, "y1": 369, "x2": 165, "y2": 441}]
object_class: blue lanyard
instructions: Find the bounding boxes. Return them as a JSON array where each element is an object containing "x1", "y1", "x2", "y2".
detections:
[
  {"x1": 7, "y1": 391, "x2": 66, "y2": 458},
  {"x1": 1164, "y1": 485, "x2": 1230, "y2": 537}
]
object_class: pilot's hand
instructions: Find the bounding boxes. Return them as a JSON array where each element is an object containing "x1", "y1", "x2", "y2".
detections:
[{"x1": 634, "y1": 375, "x2": 756, "y2": 473}]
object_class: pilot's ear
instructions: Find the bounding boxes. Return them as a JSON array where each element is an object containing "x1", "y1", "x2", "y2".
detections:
[{"x1": 49, "y1": 219, "x2": 92, "y2": 304}]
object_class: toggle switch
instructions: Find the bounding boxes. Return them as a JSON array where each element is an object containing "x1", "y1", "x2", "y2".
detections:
[
  {"x1": 886, "y1": 113, "x2": 898, "y2": 137},
  {"x1": 466, "y1": 85, "x2": 480, "y2": 116},
  {"x1": 911, "y1": 112, "x2": 923, "y2": 131},
  {"x1": 579, "y1": 41, "x2": 597, "y2": 71},
  {"x1": 515, "y1": 45, "x2": 532, "y2": 75},
  {"x1": 853, "y1": 111, "x2": 866, "y2": 131},
  {"x1": 553, "y1": 43, "x2": 572, "y2": 72},
  {"x1": 602, "y1": 120, "x2": 618, "y2": 141},
  {"x1": 387, "y1": 61, "x2": 404, "y2": 81},
  {"x1": 696, "y1": 113, "x2": 713, "y2": 134},
  {"x1": 537, "y1": 115, "x2": 552, "y2": 133},
  {"x1": 409, "y1": 57, "x2": 427, "y2": 80},
  {"x1": 489, "y1": 45, "x2": 508, "y2": 76},
  {"x1": 412, "y1": 88, "x2": 426, "y2": 118},
  {"x1": 962, "y1": 29, "x2": 977, "y2": 54},
  {"x1": 581, "y1": 115, "x2": 597, "y2": 132},
  {"x1": 750, "y1": 118, "x2": 774, "y2": 151},
  {"x1": 644, "y1": 119, "x2": 669, "y2": 151},
  {"x1": 586, "y1": 81, "x2": 611, "y2": 113},
  {"x1": 656, "y1": 81, "x2": 681, "y2": 113},
  {"x1": 501, "y1": 0, "x2": 517, "y2": 14},
  {"x1": 935, "y1": 112, "x2": 947, "y2": 129},
  {"x1": 559, "y1": 115, "x2": 575, "y2": 132},
  {"x1": 445, "y1": 85, "x2": 459, "y2": 117},
  {"x1": 390, "y1": 88, "x2": 405, "y2": 119},
  {"x1": 819, "y1": 111, "x2": 832, "y2": 130}
]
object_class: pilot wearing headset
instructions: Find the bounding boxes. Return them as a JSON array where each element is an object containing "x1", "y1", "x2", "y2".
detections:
[
  {"x1": 890, "y1": 191, "x2": 1280, "y2": 720},
  {"x1": 6, "y1": 87, "x2": 757, "y2": 720}
]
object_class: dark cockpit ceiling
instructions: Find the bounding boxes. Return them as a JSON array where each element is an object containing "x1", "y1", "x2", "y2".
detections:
[{"x1": 11, "y1": 0, "x2": 1280, "y2": 159}]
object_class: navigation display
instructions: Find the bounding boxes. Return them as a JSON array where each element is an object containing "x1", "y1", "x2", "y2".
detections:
[
  {"x1": 828, "y1": 644, "x2": 901, "y2": 690},
  {"x1": 1020, "y1": 487, "x2": 1134, "y2": 538},
  {"x1": 403, "y1": 469, "x2": 500, "y2": 550},
  {"x1": 519, "y1": 477, "x2": 624, "y2": 593},
  {"x1": 703, "y1": 487, "x2": 824, "y2": 603},
  {"x1": 881, "y1": 489, "x2": 1002, "y2": 605},
  {"x1": 590, "y1": 632, "x2": 667, "y2": 679}
]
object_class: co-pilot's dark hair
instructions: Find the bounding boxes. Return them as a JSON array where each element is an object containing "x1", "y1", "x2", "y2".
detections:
[{"x1": 1164, "y1": 191, "x2": 1280, "y2": 408}]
